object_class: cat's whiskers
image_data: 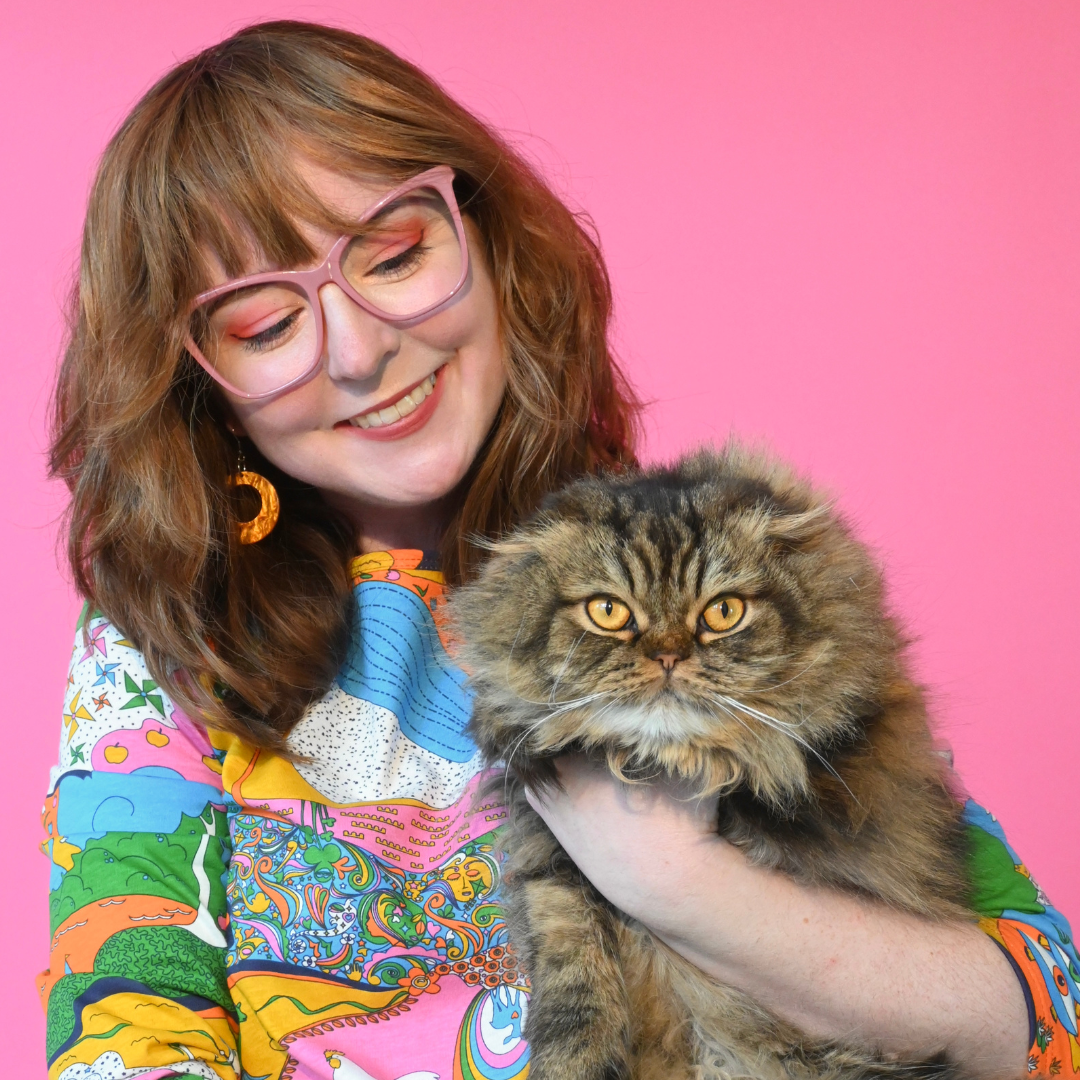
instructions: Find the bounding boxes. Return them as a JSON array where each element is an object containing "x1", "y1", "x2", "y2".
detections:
[
  {"x1": 718, "y1": 695, "x2": 806, "y2": 730},
  {"x1": 501, "y1": 724, "x2": 538, "y2": 803},
  {"x1": 576, "y1": 693, "x2": 637, "y2": 741},
  {"x1": 733, "y1": 646, "x2": 828, "y2": 696},
  {"x1": 501, "y1": 611, "x2": 530, "y2": 700},
  {"x1": 708, "y1": 695, "x2": 758, "y2": 739},
  {"x1": 507, "y1": 690, "x2": 617, "y2": 744},
  {"x1": 718, "y1": 694, "x2": 860, "y2": 806},
  {"x1": 498, "y1": 635, "x2": 613, "y2": 715},
  {"x1": 534, "y1": 689, "x2": 613, "y2": 716},
  {"x1": 499, "y1": 695, "x2": 620, "y2": 802},
  {"x1": 500, "y1": 708, "x2": 572, "y2": 800},
  {"x1": 549, "y1": 632, "x2": 588, "y2": 705}
]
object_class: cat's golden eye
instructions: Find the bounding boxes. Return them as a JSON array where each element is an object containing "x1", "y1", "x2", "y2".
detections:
[
  {"x1": 701, "y1": 595, "x2": 746, "y2": 634},
  {"x1": 586, "y1": 596, "x2": 633, "y2": 632}
]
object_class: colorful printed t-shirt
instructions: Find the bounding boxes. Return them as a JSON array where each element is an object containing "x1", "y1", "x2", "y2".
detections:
[{"x1": 40, "y1": 550, "x2": 1078, "y2": 1079}]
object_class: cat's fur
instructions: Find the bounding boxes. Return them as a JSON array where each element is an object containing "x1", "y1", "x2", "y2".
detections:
[{"x1": 451, "y1": 445, "x2": 973, "y2": 1080}]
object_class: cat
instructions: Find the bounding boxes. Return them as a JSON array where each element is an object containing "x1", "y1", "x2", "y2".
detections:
[{"x1": 451, "y1": 444, "x2": 973, "y2": 1080}]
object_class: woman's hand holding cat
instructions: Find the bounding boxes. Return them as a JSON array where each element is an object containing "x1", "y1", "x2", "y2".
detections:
[{"x1": 526, "y1": 754, "x2": 1030, "y2": 1080}]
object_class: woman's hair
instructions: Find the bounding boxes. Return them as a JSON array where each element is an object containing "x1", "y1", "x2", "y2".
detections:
[{"x1": 50, "y1": 20, "x2": 640, "y2": 750}]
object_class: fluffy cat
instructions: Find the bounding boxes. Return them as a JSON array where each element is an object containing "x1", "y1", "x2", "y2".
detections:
[{"x1": 451, "y1": 445, "x2": 973, "y2": 1080}]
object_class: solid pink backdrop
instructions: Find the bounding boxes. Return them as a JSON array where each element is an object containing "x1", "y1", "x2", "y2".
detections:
[{"x1": 3, "y1": 3, "x2": 1078, "y2": 1075}]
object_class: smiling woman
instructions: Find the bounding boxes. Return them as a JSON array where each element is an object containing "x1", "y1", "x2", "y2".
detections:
[
  {"x1": 42, "y1": 20, "x2": 638, "y2": 1080},
  {"x1": 185, "y1": 167, "x2": 471, "y2": 399},
  {"x1": 50, "y1": 21, "x2": 638, "y2": 749}
]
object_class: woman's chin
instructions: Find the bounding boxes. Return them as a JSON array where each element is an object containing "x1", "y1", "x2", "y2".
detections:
[{"x1": 326, "y1": 442, "x2": 478, "y2": 514}]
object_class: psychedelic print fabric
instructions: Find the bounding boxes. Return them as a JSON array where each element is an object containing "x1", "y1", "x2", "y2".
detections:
[
  {"x1": 216, "y1": 551, "x2": 529, "y2": 1080},
  {"x1": 964, "y1": 802, "x2": 1080, "y2": 1077},
  {"x1": 42, "y1": 551, "x2": 530, "y2": 1080},
  {"x1": 40, "y1": 608, "x2": 238, "y2": 1079},
  {"x1": 40, "y1": 549, "x2": 1075, "y2": 1078}
]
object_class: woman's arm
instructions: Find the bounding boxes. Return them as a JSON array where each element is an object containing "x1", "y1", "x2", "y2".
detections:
[
  {"x1": 527, "y1": 754, "x2": 1031, "y2": 1080},
  {"x1": 42, "y1": 610, "x2": 238, "y2": 1080}
]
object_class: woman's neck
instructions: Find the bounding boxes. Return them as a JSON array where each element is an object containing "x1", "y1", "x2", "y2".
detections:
[{"x1": 328, "y1": 496, "x2": 449, "y2": 556}]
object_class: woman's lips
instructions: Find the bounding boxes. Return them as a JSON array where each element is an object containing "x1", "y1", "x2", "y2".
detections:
[{"x1": 336, "y1": 367, "x2": 445, "y2": 442}]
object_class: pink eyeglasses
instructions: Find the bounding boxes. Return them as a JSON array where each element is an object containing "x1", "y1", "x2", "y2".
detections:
[{"x1": 185, "y1": 165, "x2": 469, "y2": 400}]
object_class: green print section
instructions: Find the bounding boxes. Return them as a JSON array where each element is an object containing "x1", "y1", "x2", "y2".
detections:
[
  {"x1": 45, "y1": 926, "x2": 232, "y2": 1059},
  {"x1": 50, "y1": 809, "x2": 229, "y2": 933},
  {"x1": 967, "y1": 824, "x2": 1045, "y2": 918}
]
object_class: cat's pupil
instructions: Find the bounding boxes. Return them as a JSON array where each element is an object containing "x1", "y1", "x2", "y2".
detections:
[
  {"x1": 719, "y1": 600, "x2": 729, "y2": 618},
  {"x1": 604, "y1": 600, "x2": 613, "y2": 616}
]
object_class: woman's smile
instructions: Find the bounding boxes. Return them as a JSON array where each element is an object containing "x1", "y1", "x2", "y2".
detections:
[{"x1": 338, "y1": 365, "x2": 443, "y2": 438}]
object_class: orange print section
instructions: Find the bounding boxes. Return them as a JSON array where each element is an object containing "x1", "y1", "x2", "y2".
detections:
[
  {"x1": 39, "y1": 895, "x2": 199, "y2": 1004},
  {"x1": 349, "y1": 550, "x2": 455, "y2": 653},
  {"x1": 991, "y1": 918, "x2": 1080, "y2": 1077}
]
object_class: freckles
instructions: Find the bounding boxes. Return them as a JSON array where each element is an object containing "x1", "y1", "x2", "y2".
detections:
[
  {"x1": 432, "y1": 294, "x2": 502, "y2": 373},
  {"x1": 408, "y1": 309, "x2": 471, "y2": 353},
  {"x1": 234, "y1": 378, "x2": 328, "y2": 435},
  {"x1": 448, "y1": 319, "x2": 506, "y2": 388},
  {"x1": 410, "y1": 265, "x2": 499, "y2": 357}
]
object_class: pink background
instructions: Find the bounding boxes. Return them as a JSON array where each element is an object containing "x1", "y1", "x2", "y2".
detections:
[{"x1": 3, "y1": 2, "x2": 1078, "y2": 1073}]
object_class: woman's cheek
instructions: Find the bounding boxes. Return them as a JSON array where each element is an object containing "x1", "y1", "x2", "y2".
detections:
[{"x1": 231, "y1": 385, "x2": 318, "y2": 443}]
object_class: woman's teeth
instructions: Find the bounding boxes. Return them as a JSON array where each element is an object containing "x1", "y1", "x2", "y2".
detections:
[{"x1": 348, "y1": 372, "x2": 437, "y2": 429}]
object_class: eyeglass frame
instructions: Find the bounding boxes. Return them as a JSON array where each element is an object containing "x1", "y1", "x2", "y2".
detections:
[{"x1": 184, "y1": 165, "x2": 470, "y2": 401}]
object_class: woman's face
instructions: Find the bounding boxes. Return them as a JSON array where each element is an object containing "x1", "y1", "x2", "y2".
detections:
[{"x1": 217, "y1": 160, "x2": 507, "y2": 534}]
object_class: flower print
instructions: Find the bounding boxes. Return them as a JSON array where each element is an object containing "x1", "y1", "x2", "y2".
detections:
[
  {"x1": 1035, "y1": 1018, "x2": 1054, "y2": 1052},
  {"x1": 397, "y1": 966, "x2": 442, "y2": 995}
]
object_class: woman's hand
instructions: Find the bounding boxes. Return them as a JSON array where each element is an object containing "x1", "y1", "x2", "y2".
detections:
[{"x1": 526, "y1": 754, "x2": 1030, "y2": 1080}]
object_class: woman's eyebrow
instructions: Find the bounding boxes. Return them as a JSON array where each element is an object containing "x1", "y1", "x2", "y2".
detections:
[{"x1": 201, "y1": 282, "x2": 278, "y2": 315}]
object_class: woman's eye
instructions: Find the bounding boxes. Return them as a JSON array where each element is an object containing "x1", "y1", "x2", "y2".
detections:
[
  {"x1": 236, "y1": 309, "x2": 302, "y2": 352},
  {"x1": 586, "y1": 596, "x2": 633, "y2": 632},
  {"x1": 700, "y1": 595, "x2": 746, "y2": 634},
  {"x1": 369, "y1": 241, "x2": 426, "y2": 278}
]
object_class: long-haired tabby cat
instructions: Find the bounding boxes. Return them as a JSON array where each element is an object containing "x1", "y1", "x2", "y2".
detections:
[{"x1": 452, "y1": 445, "x2": 973, "y2": 1080}]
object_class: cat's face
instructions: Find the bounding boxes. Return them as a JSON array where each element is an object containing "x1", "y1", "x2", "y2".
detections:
[{"x1": 454, "y1": 448, "x2": 901, "y2": 803}]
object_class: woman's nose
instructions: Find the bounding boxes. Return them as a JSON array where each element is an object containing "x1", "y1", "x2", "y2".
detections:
[{"x1": 319, "y1": 282, "x2": 400, "y2": 382}]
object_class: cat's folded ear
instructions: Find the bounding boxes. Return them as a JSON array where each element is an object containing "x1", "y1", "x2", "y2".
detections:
[{"x1": 764, "y1": 502, "x2": 836, "y2": 546}]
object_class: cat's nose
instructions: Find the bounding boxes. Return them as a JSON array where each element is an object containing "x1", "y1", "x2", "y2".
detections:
[{"x1": 652, "y1": 653, "x2": 681, "y2": 672}]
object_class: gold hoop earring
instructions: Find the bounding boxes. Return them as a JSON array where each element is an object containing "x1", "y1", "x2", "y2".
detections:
[{"x1": 230, "y1": 447, "x2": 279, "y2": 544}]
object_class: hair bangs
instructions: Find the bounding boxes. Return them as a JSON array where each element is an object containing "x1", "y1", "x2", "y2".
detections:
[
  {"x1": 158, "y1": 33, "x2": 461, "y2": 294},
  {"x1": 164, "y1": 91, "x2": 333, "y2": 287}
]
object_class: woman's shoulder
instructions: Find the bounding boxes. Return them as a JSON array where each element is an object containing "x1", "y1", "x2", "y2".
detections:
[{"x1": 50, "y1": 605, "x2": 226, "y2": 796}]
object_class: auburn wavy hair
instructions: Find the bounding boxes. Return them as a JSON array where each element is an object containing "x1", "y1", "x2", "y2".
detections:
[{"x1": 50, "y1": 21, "x2": 639, "y2": 750}]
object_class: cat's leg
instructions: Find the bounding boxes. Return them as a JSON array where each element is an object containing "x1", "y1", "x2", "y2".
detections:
[
  {"x1": 619, "y1": 933, "x2": 698, "y2": 1080},
  {"x1": 619, "y1": 921, "x2": 774, "y2": 1080},
  {"x1": 510, "y1": 874, "x2": 634, "y2": 1079},
  {"x1": 500, "y1": 785, "x2": 634, "y2": 1080},
  {"x1": 790, "y1": 1043, "x2": 964, "y2": 1080},
  {"x1": 624, "y1": 916, "x2": 860, "y2": 1080}
]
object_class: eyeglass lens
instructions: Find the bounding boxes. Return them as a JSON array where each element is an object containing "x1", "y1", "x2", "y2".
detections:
[{"x1": 188, "y1": 185, "x2": 463, "y2": 397}]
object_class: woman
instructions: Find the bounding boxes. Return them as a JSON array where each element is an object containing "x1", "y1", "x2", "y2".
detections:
[{"x1": 41, "y1": 21, "x2": 1075, "y2": 1080}]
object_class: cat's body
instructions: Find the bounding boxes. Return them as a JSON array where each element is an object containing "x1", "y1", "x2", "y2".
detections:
[{"x1": 452, "y1": 447, "x2": 973, "y2": 1080}]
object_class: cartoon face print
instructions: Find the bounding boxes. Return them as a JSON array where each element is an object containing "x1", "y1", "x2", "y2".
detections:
[{"x1": 439, "y1": 853, "x2": 494, "y2": 904}]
